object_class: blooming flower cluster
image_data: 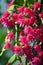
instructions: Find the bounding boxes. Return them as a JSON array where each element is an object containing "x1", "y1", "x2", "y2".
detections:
[{"x1": 0, "y1": 1, "x2": 43, "y2": 65}]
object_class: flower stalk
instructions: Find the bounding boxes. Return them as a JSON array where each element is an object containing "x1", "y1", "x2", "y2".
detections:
[{"x1": 24, "y1": 0, "x2": 28, "y2": 7}]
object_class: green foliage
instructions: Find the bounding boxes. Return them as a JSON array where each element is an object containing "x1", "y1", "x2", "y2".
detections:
[
  {"x1": 8, "y1": 54, "x2": 18, "y2": 64},
  {"x1": 7, "y1": 5, "x2": 14, "y2": 13},
  {"x1": 0, "y1": 26, "x2": 7, "y2": 51}
]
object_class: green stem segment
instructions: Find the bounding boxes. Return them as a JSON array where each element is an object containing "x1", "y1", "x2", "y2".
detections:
[
  {"x1": 18, "y1": 56, "x2": 23, "y2": 65},
  {"x1": 24, "y1": 0, "x2": 28, "y2": 7},
  {"x1": 15, "y1": 24, "x2": 19, "y2": 45},
  {"x1": 25, "y1": 59, "x2": 27, "y2": 65},
  {"x1": 8, "y1": 54, "x2": 23, "y2": 65},
  {"x1": 8, "y1": 54, "x2": 18, "y2": 64},
  {"x1": 12, "y1": 0, "x2": 16, "y2": 4},
  {"x1": 38, "y1": 0, "x2": 41, "y2": 2}
]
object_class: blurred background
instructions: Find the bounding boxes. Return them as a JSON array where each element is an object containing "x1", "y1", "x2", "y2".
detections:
[{"x1": 0, "y1": 0, "x2": 14, "y2": 65}]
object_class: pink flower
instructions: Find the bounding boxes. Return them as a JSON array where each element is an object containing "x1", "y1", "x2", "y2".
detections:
[
  {"x1": 1, "y1": 17, "x2": 14, "y2": 28},
  {"x1": 39, "y1": 51, "x2": 43, "y2": 58},
  {"x1": 33, "y1": 28, "x2": 42, "y2": 38},
  {"x1": 32, "y1": 57, "x2": 41, "y2": 65},
  {"x1": 39, "y1": 12, "x2": 43, "y2": 19},
  {"x1": 20, "y1": 31, "x2": 24, "y2": 35},
  {"x1": 0, "y1": 18, "x2": 1, "y2": 23},
  {"x1": 13, "y1": 13, "x2": 24, "y2": 22},
  {"x1": 33, "y1": 2, "x2": 41, "y2": 10},
  {"x1": 17, "y1": 6, "x2": 24, "y2": 13},
  {"x1": 12, "y1": 13, "x2": 18, "y2": 21},
  {"x1": 3, "y1": 11, "x2": 10, "y2": 18},
  {"x1": 22, "y1": 44, "x2": 33, "y2": 60},
  {"x1": 1, "y1": 17, "x2": 8, "y2": 27},
  {"x1": 24, "y1": 18, "x2": 31, "y2": 25},
  {"x1": 19, "y1": 36, "x2": 26, "y2": 45},
  {"x1": 6, "y1": 32, "x2": 15, "y2": 40},
  {"x1": 34, "y1": 44, "x2": 40, "y2": 52},
  {"x1": 40, "y1": 24, "x2": 43, "y2": 32},
  {"x1": 29, "y1": 10, "x2": 35, "y2": 16},
  {"x1": 38, "y1": 51, "x2": 43, "y2": 65},
  {"x1": 4, "y1": 42, "x2": 13, "y2": 49},
  {"x1": 23, "y1": 44, "x2": 31, "y2": 53},
  {"x1": 6, "y1": 19, "x2": 14, "y2": 28},
  {"x1": 24, "y1": 7, "x2": 35, "y2": 16},
  {"x1": 26, "y1": 34, "x2": 35, "y2": 43},
  {"x1": 24, "y1": 26, "x2": 33, "y2": 34},
  {"x1": 18, "y1": 13, "x2": 24, "y2": 19},
  {"x1": 18, "y1": 19, "x2": 25, "y2": 26},
  {"x1": 24, "y1": 7, "x2": 31, "y2": 14},
  {"x1": 18, "y1": 18, "x2": 31, "y2": 25},
  {"x1": 13, "y1": 46, "x2": 22, "y2": 54},
  {"x1": 26, "y1": 51, "x2": 34, "y2": 60},
  {"x1": 38, "y1": 34, "x2": 43, "y2": 42},
  {"x1": 30, "y1": 16, "x2": 37, "y2": 24}
]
